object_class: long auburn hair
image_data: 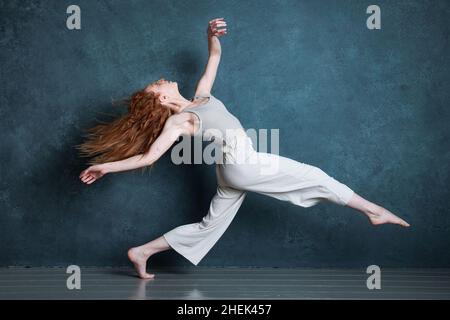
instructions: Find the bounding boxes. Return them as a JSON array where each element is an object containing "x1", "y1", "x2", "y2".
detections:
[{"x1": 77, "y1": 86, "x2": 173, "y2": 166}]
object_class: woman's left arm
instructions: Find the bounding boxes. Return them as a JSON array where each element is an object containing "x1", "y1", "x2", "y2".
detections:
[
  {"x1": 194, "y1": 18, "x2": 227, "y2": 97},
  {"x1": 79, "y1": 115, "x2": 190, "y2": 184}
]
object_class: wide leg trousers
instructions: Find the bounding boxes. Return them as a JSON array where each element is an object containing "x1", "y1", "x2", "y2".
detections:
[{"x1": 163, "y1": 135, "x2": 355, "y2": 266}]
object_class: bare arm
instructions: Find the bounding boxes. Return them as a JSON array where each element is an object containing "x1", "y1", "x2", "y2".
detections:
[
  {"x1": 105, "y1": 125, "x2": 180, "y2": 173},
  {"x1": 194, "y1": 18, "x2": 228, "y2": 97},
  {"x1": 79, "y1": 114, "x2": 191, "y2": 184}
]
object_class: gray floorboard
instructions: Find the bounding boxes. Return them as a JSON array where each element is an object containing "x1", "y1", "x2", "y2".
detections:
[{"x1": 0, "y1": 267, "x2": 449, "y2": 300}]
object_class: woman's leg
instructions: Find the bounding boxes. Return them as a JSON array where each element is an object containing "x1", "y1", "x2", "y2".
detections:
[
  {"x1": 128, "y1": 185, "x2": 247, "y2": 279},
  {"x1": 345, "y1": 192, "x2": 410, "y2": 227},
  {"x1": 226, "y1": 151, "x2": 410, "y2": 227},
  {"x1": 162, "y1": 185, "x2": 247, "y2": 266},
  {"x1": 127, "y1": 236, "x2": 171, "y2": 279}
]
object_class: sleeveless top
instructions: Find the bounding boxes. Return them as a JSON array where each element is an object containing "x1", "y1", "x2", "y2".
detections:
[{"x1": 181, "y1": 93, "x2": 246, "y2": 143}]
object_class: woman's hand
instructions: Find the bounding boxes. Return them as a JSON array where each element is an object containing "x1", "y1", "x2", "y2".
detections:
[
  {"x1": 79, "y1": 164, "x2": 109, "y2": 185},
  {"x1": 207, "y1": 17, "x2": 227, "y2": 38}
]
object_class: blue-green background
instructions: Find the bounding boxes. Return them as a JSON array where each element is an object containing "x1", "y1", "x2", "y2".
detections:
[{"x1": 1, "y1": 0, "x2": 449, "y2": 267}]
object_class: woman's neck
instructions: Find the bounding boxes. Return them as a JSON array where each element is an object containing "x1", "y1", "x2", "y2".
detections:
[
  {"x1": 162, "y1": 94, "x2": 196, "y2": 113},
  {"x1": 176, "y1": 95, "x2": 193, "y2": 108}
]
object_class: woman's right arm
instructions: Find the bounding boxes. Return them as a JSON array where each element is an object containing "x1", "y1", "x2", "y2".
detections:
[
  {"x1": 79, "y1": 115, "x2": 191, "y2": 184},
  {"x1": 194, "y1": 18, "x2": 227, "y2": 97}
]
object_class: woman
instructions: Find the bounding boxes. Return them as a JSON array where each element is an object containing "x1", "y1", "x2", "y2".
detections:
[{"x1": 78, "y1": 18, "x2": 410, "y2": 279}]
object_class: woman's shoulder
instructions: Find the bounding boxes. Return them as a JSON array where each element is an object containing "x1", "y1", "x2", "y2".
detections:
[
  {"x1": 193, "y1": 91, "x2": 211, "y2": 98},
  {"x1": 192, "y1": 92, "x2": 216, "y2": 100}
]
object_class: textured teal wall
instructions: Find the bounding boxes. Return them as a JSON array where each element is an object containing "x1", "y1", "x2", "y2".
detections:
[{"x1": 1, "y1": 0, "x2": 449, "y2": 267}]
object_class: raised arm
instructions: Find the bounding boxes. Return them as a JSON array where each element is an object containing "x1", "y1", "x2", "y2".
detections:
[
  {"x1": 79, "y1": 114, "x2": 191, "y2": 184},
  {"x1": 194, "y1": 18, "x2": 228, "y2": 97}
]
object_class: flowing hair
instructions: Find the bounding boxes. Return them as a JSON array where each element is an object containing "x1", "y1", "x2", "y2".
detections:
[{"x1": 76, "y1": 87, "x2": 173, "y2": 167}]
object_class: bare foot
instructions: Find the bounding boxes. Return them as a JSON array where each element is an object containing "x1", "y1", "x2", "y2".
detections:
[
  {"x1": 367, "y1": 206, "x2": 410, "y2": 227},
  {"x1": 127, "y1": 247, "x2": 155, "y2": 279}
]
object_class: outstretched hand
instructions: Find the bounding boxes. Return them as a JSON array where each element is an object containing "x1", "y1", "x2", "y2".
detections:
[
  {"x1": 208, "y1": 17, "x2": 227, "y2": 38},
  {"x1": 79, "y1": 164, "x2": 108, "y2": 185}
]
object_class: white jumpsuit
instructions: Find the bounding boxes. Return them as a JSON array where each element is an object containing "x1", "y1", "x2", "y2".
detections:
[{"x1": 163, "y1": 94, "x2": 355, "y2": 265}]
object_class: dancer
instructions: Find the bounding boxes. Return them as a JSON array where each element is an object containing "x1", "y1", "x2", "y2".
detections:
[{"x1": 78, "y1": 18, "x2": 410, "y2": 279}]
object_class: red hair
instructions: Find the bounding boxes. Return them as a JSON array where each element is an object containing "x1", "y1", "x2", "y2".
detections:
[{"x1": 77, "y1": 87, "x2": 172, "y2": 166}]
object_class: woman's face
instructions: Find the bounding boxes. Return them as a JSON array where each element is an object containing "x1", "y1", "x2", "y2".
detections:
[{"x1": 145, "y1": 78, "x2": 179, "y2": 99}]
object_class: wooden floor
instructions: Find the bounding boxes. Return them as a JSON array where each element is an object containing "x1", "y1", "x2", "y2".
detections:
[{"x1": 0, "y1": 267, "x2": 449, "y2": 300}]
